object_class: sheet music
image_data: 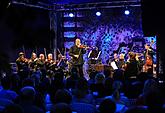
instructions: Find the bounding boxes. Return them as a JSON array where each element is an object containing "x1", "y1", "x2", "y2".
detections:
[{"x1": 111, "y1": 61, "x2": 118, "y2": 70}]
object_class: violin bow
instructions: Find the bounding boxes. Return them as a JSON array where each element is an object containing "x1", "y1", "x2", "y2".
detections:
[{"x1": 44, "y1": 48, "x2": 47, "y2": 60}]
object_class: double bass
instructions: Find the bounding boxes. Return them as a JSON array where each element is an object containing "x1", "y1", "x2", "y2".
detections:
[{"x1": 144, "y1": 44, "x2": 153, "y2": 72}]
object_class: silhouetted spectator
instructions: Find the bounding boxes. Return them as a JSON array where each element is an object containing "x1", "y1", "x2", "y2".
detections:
[
  {"x1": 18, "y1": 86, "x2": 44, "y2": 113},
  {"x1": 124, "y1": 106, "x2": 149, "y2": 113},
  {"x1": 50, "y1": 103, "x2": 72, "y2": 113},
  {"x1": 72, "y1": 78, "x2": 95, "y2": 104},
  {"x1": 52, "y1": 89, "x2": 72, "y2": 105},
  {"x1": 90, "y1": 73, "x2": 106, "y2": 98},
  {"x1": 3, "y1": 104, "x2": 24, "y2": 113},
  {"x1": 0, "y1": 76, "x2": 18, "y2": 101},
  {"x1": 98, "y1": 98, "x2": 116, "y2": 113}
]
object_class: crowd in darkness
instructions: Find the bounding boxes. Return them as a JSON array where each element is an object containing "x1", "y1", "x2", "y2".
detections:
[{"x1": 0, "y1": 63, "x2": 165, "y2": 113}]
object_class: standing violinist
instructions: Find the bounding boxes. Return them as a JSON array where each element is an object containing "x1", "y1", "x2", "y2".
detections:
[{"x1": 69, "y1": 38, "x2": 86, "y2": 77}]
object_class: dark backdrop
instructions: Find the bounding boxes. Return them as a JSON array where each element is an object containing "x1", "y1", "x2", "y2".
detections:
[{"x1": 0, "y1": 3, "x2": 51, "y2": 63}]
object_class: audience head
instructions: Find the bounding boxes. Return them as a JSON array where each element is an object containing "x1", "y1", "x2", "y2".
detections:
[
  {"x1": 3, "y1": 104, "x2": 24, "y2": 113},
  {"x1": 143, "y1": 79, "x2": 159, "y2": 95},
  {"x1": 113, "y1": 69, "x2": 124, "y2": 81},
  {"x1": 124, "y1": 106, "x2": 149, "y2": 113},
  {"x1": 112, "y1": 80, "x2": 123, "y2": 91},
  {"x1": 20, "y1": 86, "x2": 36, "y2": 102},
  {"x1": 22, "y1": 78, "x2": 35, "y2": 87},
  {"x1": 1, "y1": 76, "x2": 12, "y2": 90},
  {"x1": 104, "y1": 77, "x2": 114, "y2": 95},
  {"x1": 95, "y1": 73, "x2": 105, "y2": 84},
  {"x1": 89, "y1": 71, "x2": 97, "y2": 80},
  {"x1": 99, "y1": 98, "x2": 116, "y2": 113},
  {"x1": 70, "y1": 67, "x2": 79, "y2": 79},
  {"x1": 144, "y1": 90, "x2": 164, "y2": 113},
  {"x1": 73, "y1": 78, "x2": 89, "y2": 99},
  {"x1": 50, "y1": 103, "x2": 72, "y2": 113},
  {"x1": 125, "y1": 81, "x2": 143, "y2": 99},
  {"x1": 52, "y1": 89, "x2": 72, "y2": 104}
]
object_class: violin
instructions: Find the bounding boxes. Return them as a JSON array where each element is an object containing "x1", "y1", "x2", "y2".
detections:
[
  {"x1": 78, "y1": 44, "x2": 92, "y2": 49},
  {"x1": 21, "y1": 58, "x2": 29, "y2": 63}
]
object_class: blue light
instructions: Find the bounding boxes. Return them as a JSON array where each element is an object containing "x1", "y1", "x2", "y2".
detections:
[
  {"x1": 96, "y1": 12, "x2": 101, "y2": 16},
  {"x1": 124, "y1": 10, "x2": 130, "y2": 15},
  {"x1": 69, "y1": 13, "x2": 74, "y2": 17}
]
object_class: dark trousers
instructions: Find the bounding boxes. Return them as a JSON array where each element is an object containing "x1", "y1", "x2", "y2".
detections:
[{"x1": 72, "y1": 64, "x2": 84, "y2": 78}]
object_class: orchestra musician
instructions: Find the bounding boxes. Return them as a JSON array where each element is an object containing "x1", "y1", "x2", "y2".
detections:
[
  {"x1": 45, "y1": 53, "x2": 56, "y2": 71},
  {"x1": 28, "y1": 52, "x2": 38, "y2": 73},
  {"x1": 107, "y1": 51, "x2": 119, "y2": 66},
  {"x1": 117, "y1": 53, "x2": 125, "y2": 70},
  {"x1": 16, "y1": 52, "x2": 29, "y2": 80},
  {"x1": 124, "y1": 52, "x2": 140, "y2": 79},
  {"x1": 69, "y1": 38, "x2": 87, "y2": 77},
  {"x1": 143, "y1": 44, "x2": 155, "y2": 73},
  {"x1": 36, "y1": 54, "x2": 46, "y2": 70},
  {"x1": 36, "y1": 53, "x2": 47, "y2": 79},
  {"x1": 57, "y1": 54, "x2": 68, "y2": 70}
]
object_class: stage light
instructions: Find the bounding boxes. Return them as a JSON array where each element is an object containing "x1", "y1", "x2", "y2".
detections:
[
  {"x1": 96, "y1": 11, "x2": 101, "y2": 16},
  {"x1": 124, "y1": 10, "x2": 130, "y2": 15},
  {"x1": 69, "y1": 13, "x2": 74, "y2": 17}
]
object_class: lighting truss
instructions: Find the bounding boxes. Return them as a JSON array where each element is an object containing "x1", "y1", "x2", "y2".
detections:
[
  {"x1": 11, "y1": 0, "x2": 141, "y2": 11},
  {"x1": 11, "y1": 0, "x2": 52, "y2": 10}
]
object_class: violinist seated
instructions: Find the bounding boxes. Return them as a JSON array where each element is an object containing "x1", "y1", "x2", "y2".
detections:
[
  {"x1": 16, "y1": 52, "x2": 29, "y2": 80},
  {"x1": 16, "y1": 52, "x2": 29, "y2": 72},
  {"x1": 117, "y1": 53, "x2": 125, "y2": 70},
  {"x1": 45, "y1": 53, "x2": 56, "y2": 71},
  {"x1": 57, "y1": 54, "x2": 68, "y2": 70},
  {"x1": 28, "y1": 52, "x2": 39, "y2": 72},
  {"x1": 36, "y1": 54, "x2": 46, "y2": 70}
]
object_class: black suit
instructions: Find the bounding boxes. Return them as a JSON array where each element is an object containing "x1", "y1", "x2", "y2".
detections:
[{"x1": 69, "y1": 45, "x2": 86, "y2": 77}]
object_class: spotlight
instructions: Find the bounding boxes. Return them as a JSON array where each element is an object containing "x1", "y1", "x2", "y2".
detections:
[
  {"x1": 96, "y1": 11, "x2": 101, "y2": 16},
  {"x1": 124, "y1": 10, "x2": 130, "y2": 15},
  {"x1": 69, "y1": 13, "x2": 74, "y2": 17}
]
